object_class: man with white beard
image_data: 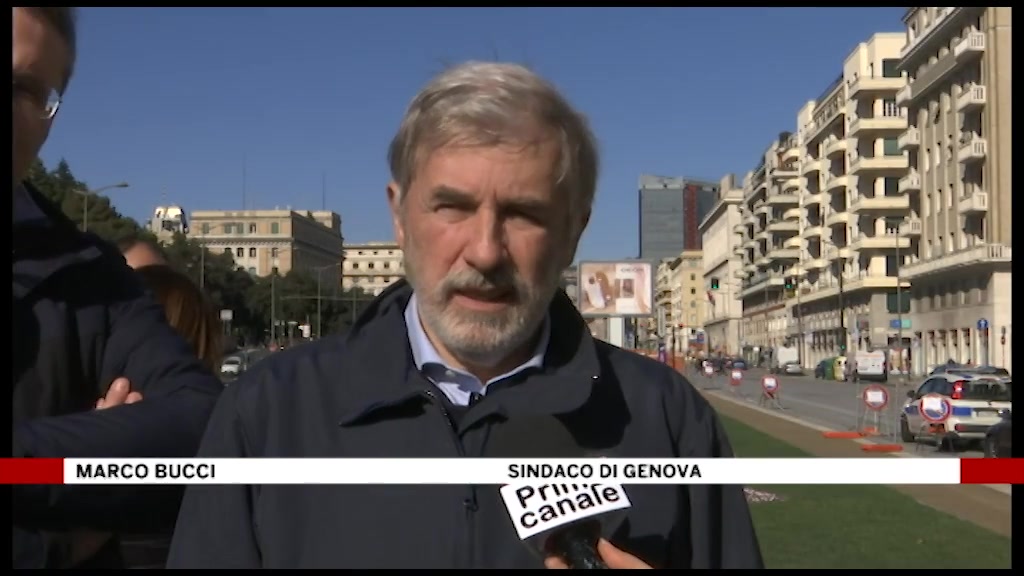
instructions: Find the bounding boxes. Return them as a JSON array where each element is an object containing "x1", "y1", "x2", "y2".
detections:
[{"x1": 168, "y1": 61, "x2": 763, "y2": 570}]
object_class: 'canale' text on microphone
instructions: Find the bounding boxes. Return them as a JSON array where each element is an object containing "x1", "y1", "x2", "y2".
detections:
[
  {"x1": 507, "y1": 462, "x2": 701, "y2": 480},
  {"x1": 76, "y1": 463, "x2": 216, "y2": 481}
]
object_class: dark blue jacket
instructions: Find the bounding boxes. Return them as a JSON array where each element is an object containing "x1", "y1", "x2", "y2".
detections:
[
  {"x1": 12, "y1": 184, "x2": 223, "y2": 565},
  {"x1": 167, "y1": 280, "x2": 764, "y2": 569}
]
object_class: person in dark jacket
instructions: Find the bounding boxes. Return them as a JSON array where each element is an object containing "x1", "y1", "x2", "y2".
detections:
[
  {"x1": 167, "y1": 61, "x2": 763, "y2": 569},
  {"x1": 13, "y1": 6, "x2": 223, "y2": 569}
]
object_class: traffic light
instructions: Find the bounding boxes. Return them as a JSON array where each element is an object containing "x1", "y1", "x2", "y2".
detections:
[
  {"x1": 710, "y1": 278, "x2": 720, "y2": 290},
  {"x1": 784, "y1": 277, "x2": 795, "y2": 290}
]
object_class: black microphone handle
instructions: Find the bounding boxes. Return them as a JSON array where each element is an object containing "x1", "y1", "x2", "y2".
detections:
[
  {"x1": 558, "y1": 537, "x2": 609, "y2": 569},
  {"x1": 546, "y1": 523, "x2": 609, "y2": 569}
]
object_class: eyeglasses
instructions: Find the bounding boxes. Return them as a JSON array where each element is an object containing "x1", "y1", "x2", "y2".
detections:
[{"x1": 12, "y1": 76, "x2": 62, "y2": 120}]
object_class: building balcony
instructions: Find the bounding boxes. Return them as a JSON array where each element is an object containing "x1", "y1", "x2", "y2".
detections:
[
  {"x1": 783, "y1": 207, "x2": 802, "y2": 221},
  {"x1": 898, "y1": 171, "x2": 921, "y2": 193},
  {"x1": 849, "y1": 154, "x2": 908, "y2": 174},
  {"x1": 755, "y1": 203, "x2": 771, "y2": 216},
  {"x1": 781, "y1": 145, "x2": 801, "y2": 164},
  {"x1": 768, "y1": 220, "x2": 799, "y2": 234},
  {"x1": 825, "y1": 211, "x2": 850, "y2": 227},
  {"x1": 744, "y1": 262, "x2": 757, "y2": 273},
  {"x1": 848, "y1": 114, "x2": 907, "y2": 135},
  {"x1": 823, "y1": 137, "x2": 847, "y2": 159},
  {"x1": 733, "y1": 244, "x2": 745, "y2": 256},
  {"x1": 802, "y1": 158, "x2": 827, "y2": 175},
  {"x1": 901, "y1": 243, "x2": 1012, "y2": 280},
  {"x1": 756, "y1": 229, "x2": 771, "y2": 241},
  {"x1": 803, "y1": 225, "x2": 826, "y2": 238},
  {"x1": 849, "y1": 194, "x2": 910, "y2": 213},
  {"x1": 755, "y1": 256, "x2": 772, "y2": 268},
  {"x1": 895, "y1": 84, "x2": 912, "y2": 107},
  {"x1": 744, "y1": 239, "x2": 757, "y2": 249},
  {"x1": 781, "y1": 177, "x2": 802, "y2": 194},
  {"x1": 825, "y1": 174, "x2": 851, "y2": 193},
  {"x1": 848, "y1": 74, "x2": 905, "y2": 96},
  {"x1": 958, "y1": 192, "x2": 989, "y2": 215},
  {"x1": 734, "y1": 268, "x2": 748, "y2": 279},
  {"x1": 767, "y1": 192, "x2": 800, "y2": 206},
  {"x1": 956, "y1": 84, "x2": 987, "y2": 113},
  {"x1": 849, "y1": 232, "x2": 910, "y2": 252},
  {"x1": 804, "y1": 257, "x2": 829, "y2": 270},
  {"x1": 958, "y1": 136, "x2": 987, "y2": 164},
  {"x1": 771, "y1": 165, "x2": 800, "y2": 180},
  {"x1": 904, "y1": 29, "x2": 986, "y2": 107},
  {"x1": 897, "y1": 126, "x2": 920, "y2": 151},
  {"x1": 733, "y1": 223, "x2": 746, "y2": 234},
  {"x1": 804, "y1": 192, "x2": 825, "y2": 207},
  {"x1": 899, "y1": 218, "x2": 923, "y2": 237},
  {"x1": 769, "y1": 246, "x2": 800, "y2": 260},
  {"x1": 953, "y1": 30, "x2": 987, "y2": 60},
  {"x1": 784, "y1": 235, "x2": 803, "y2": 249},
  {"x1": 824, "y1": 245, "x2": 853, "y2": 261}
]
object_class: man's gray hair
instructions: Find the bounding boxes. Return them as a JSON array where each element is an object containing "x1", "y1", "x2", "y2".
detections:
[{"x1": 387, "y1": 61, "x2": 599, "y2": 232}]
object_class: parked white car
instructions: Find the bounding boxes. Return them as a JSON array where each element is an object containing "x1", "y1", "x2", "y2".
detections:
[
  {"x1": 220, "y1": 356, "x2": 243, "y2": 376},
  {"x1": 900, "y1": 372, "x2": 1012, "y2": 451}
]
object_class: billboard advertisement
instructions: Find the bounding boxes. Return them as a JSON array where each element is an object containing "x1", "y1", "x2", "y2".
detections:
[{"x1": 577, "y1": 261, "x2": 654, "y2": 318}]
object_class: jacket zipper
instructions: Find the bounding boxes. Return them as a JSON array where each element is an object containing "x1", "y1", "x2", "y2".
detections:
[{"x1": 422, "y1": 389, "x2": 477, "y2": 569}]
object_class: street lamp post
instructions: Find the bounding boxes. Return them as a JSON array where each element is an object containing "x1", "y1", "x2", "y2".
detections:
[
  {"x1": 315, "y1": 262, "x2": 343, "y2": 339},
  {"x1": 76, "y1": 182, "x2": 130, "y2": 232}
]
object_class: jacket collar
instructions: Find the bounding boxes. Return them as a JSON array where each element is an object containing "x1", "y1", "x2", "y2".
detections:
[
  {"x1": 338, "y1": 279, "x2": 603, "y2": 427},
  {"x1": 12, "y1": 182, "x2": 106, "y2": 300}
]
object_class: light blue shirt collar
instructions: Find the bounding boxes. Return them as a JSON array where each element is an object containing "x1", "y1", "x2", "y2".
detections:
[{"x1": 404, "y1": 294, "x2": 550, "y2": 407}]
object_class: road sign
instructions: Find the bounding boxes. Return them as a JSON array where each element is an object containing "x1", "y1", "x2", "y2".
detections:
[
  {"x1": 730, "y1": 369, "x2": 743, "y2": 386},
  {"x1": 977, "y1": 318, "x2": 989, "y2": 331},
  {"x1": 862, "y1": 385, "x2": 889, "y2": 411},
  {"x1": 918, "y1": 393, "x2": 952, "y2": 424},
  {"x1": 761, "y1": 375, "x2": 779, "y2": 397}
]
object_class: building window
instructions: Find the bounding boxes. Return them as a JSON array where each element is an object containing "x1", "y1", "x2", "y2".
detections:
[
  {"x1": 352, "y1": 262, "x2": 359, "y2": 269},
  {"x1": 690, "y1": 288, "x2": 696, "y2": 295},
  {"x1": 271, "y1": 248, "x2": 278, "y2": 258},
  {"x1": 249, "y1": 223, "x2": 257, "y2": 233},
  {"x1": 881, "y1": 58, "x2": 900, "y2": 78},
  {"x1": 249, "y1": 247, "x2": 257, "y2": 258},
  {"x1": 201, "y1": 223, "x2": 210, "y2": 234},
  {"x1": 223, "y1": 248, "x2": 231, "y2": 255},
  {"x1": 223, "y1": 224, "x2": 233, "y2": 234},
  {"x1": 271, "y1": 223, "x2": 280, "y2": 234},
  {"x1": 236, "y1": 247, "x2": 244, "y2": 258},
  {"x1": 883, "y1": 138, "x2": 901, "y2": 156}
]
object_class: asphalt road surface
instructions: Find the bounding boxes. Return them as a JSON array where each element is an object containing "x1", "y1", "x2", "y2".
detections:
[{"x1": 683, "y1": 366, "x2": 985, "y2": 459}]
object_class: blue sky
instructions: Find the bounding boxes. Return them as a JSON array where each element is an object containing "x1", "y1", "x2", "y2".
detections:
[{"x1": 41, "y1": 7, "x2": 905, "y2": 261}]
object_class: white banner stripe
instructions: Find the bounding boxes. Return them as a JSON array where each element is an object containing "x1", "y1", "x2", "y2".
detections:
[{"x1": 62, "y1": 458, "x2": 963, "y2": 485}]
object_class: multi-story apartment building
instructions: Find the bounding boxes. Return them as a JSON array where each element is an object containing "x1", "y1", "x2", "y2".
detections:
[
  {"x1": 147, "y1": 205, "x2": 188, "y2": 242},
  {"x1": 341, "y1": 241, "x2": 405, "y2": 296},
  {"x1": 737, "y1": 135, "x2": 802, "y2": 356},
  {"x1": 638, "y1": 175, "x2": 717, "y2": 260},
  {"x1": 190, "y1": 208, "x2": 344, "y2": 280},
  {"x1": 654, "y1": 251, "x2": 705, "y2": 354},
  {"x1": 895, "y1": 7, "x2": 1012, "y2": 373},
  {"x1": 787, "y1": 33, "x2": 912, "y2": 369},
  {"x1": 699, "y1": 174, "x2": 746, "y2": 355}
]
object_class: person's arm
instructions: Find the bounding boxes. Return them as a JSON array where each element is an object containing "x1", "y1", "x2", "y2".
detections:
[
  {"x1": 12, "y1": 286, "x2": 223, "y2": 532},
  {"x1": 167, "y1": 382, "x2": 263, "y2": 568},
  {"x1": 669, "y1": 376, "x2": 765, "y2": 569}
]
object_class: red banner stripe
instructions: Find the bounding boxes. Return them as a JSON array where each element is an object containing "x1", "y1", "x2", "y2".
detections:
[
  {"x1": 0, "y1": 458, "x2": 64, "y2": 484},
  {"x1": 960, "y1": 458, "x2": 1023, "y2": 484}
]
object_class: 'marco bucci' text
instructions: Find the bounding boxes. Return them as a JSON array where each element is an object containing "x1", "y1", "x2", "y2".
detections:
[{"x1": 76, "y1": 463, "x2": 215, "y2": 481}]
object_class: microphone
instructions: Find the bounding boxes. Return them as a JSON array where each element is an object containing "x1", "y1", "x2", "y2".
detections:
[{"x1": 487, "y1": 417, "x2": 631, "y2": 569}]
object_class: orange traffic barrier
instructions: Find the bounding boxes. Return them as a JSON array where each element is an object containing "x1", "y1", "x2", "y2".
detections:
[
  {"x1": 858, "y1": 427, "x2": 880, "y2": 436},
  {"x1": 822, "y1": 431, "x2": 864, "y2": 439},
  {"x1": 861, "y1": 444, "x2": 904, "y2": 453}
]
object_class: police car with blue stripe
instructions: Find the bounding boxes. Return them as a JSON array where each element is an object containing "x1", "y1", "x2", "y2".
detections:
[{"x1": 900, "y1": 371, "x2": 1012, "y2": 451}]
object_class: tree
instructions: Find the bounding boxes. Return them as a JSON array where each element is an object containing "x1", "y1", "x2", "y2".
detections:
[{"x1": 26, "y1": 158, "x2": 149, "y2": 245}]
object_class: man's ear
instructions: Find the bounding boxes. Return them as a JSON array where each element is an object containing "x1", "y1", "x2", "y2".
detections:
[{"x1": 387, "y1": 182, "x2": 405, "y2": 249}]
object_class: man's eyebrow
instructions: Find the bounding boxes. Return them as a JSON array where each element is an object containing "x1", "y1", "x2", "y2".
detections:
[{"x1": 428, "y1": 186, "x2": 476, "y2": 205}]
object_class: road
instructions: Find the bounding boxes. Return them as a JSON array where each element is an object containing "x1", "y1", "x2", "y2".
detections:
[{"x1": 682, "y1": 366, "x2": 985, "y2": 459}]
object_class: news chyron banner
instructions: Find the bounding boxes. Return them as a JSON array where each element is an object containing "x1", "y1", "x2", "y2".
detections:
[{"x1": 0, "y1": 458, "x2": 1020, "y2": 485}]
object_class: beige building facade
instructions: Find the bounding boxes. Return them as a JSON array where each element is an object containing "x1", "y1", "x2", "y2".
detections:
[
  {"x1": 895, "y1": 7, "x2": 1012, "y2": 373},
  {"x1": 655, "y1": 251, "x2": 705, "y2": 354},
  {"x1": 699, "y1": 174, "x2": 745, "y2": 355},
  {"x1": 341, "y1": 241, "x2": 405, "y2": 296},
  {"x1": 190, "y1": 209, "x2": 344, "y2": 282},
  {"x1": 736, "y1": 136, "x2": 801, "y2": 356}
]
